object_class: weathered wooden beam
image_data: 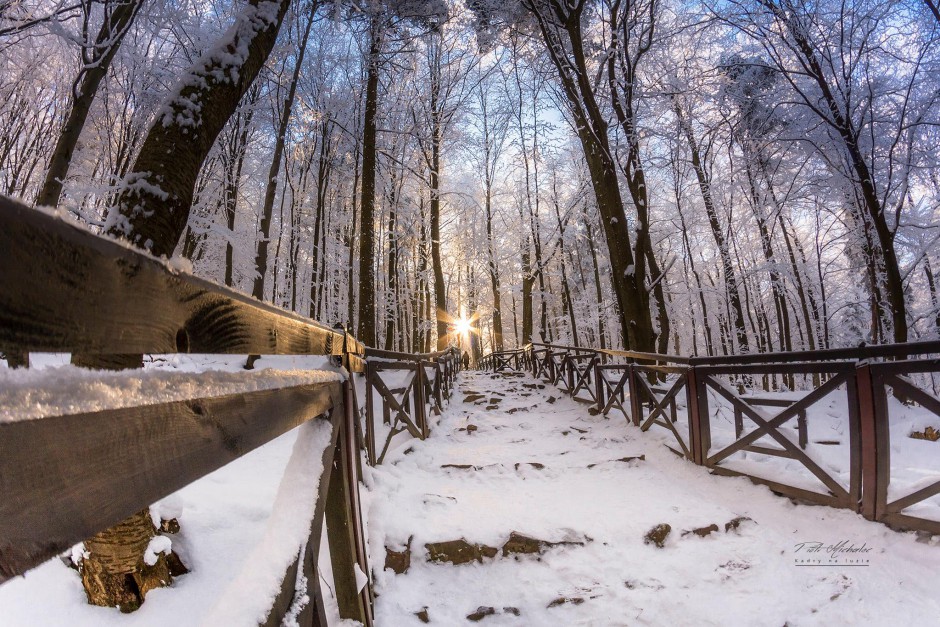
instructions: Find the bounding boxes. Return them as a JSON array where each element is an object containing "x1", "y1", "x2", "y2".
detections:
[
  {"x1": 0, "y1": 195, "x2": 349, "y2": 356},
  {"x1": 0, "y1": 380, "x2": 342, "y2": 582}
]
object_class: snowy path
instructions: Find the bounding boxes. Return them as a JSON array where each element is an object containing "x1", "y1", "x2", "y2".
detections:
[{"x1": 367, "y1": 370, "x2": 940, "y2": 626}]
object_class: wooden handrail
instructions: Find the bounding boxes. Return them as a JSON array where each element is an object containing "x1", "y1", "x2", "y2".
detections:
[
  {"x1": 365, "y1": 346, "x2": 459, "y2": 361},
  {"x1": 0, "y1": 195, "x2": 354, "y2": 358},
  {"x1": 523, "y1": 339, "x2": 940, "y2": 366}
]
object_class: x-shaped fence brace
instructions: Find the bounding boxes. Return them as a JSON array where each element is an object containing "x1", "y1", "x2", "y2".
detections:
[
  {"x1": 559, "y1": 353, "x2": 599, "y2": 403},
  {"x1": 869, "y1": 360, "x2": 940, "y2": 533},
  {"x1": 700, "y1": 366, "x2": 858, "y2": 509},
  {"x1": 633, "y1": 367, "x2": 692, "y2": 459},
  {"x1": 362, "y1": 349, "x2": 461, "y2": 467}
]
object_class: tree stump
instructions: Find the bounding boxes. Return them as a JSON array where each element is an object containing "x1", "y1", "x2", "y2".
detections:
[{"x1": 79, "y1": 509, "x2": 176, "y2": 612}]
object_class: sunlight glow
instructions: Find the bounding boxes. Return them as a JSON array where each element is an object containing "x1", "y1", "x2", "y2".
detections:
[{"x1": 453, "y1": 316, "x2": 473, "y2": 336}]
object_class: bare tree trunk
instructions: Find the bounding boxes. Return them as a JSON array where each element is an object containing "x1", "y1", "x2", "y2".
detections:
[
  {"x1": 311, "y1": 121, "x2": 333, "y2": 318},
  {"x1": 384, "y1": 181, "x2": 399, "y2": 351},
  {"x1": 224, "y1": 92, "x2": 257, "y2": 287},
  {"x1": 926, "y1": 256, "x2": 940, "y2": 335},
  {"x1": 357, "y1": 18, "x2": 381, "y2": 346},
  {"x1": 674, "y1": 98, "x2": 750, "y2": 354},
  {"x1": 520, "y1": 223, "x2": 534, "y2": 345},
  {"x1": 430, "y1": 109, "x2": 447, "y2": 348},
  {"x1": 584, "y1": 204, "x2": 607, "y2": 350},
  {"x1": 520, "y1": 9, "x2": 654, "y2": 350},
  {"x1": 743, "y1": 163, "x2": 792, "y2": 355},
  {"x1": 485, "y1": 181, "x2": 503, "y2": 351},
  {"x1": 252, "y1": 8, "x2": 314, "y2": 302},
  {"x1": 347, "y1": 144, "x2": 361, "y2": 329},
  {"x1": 606, "y1": 0, "x2": 669, "y2": 354},
  {"x1": 36, "y1": 0, "x2": 143, "y2": 208},
  {"x1": 677, "y1": 201, "x2": 714, "y2": 356}
]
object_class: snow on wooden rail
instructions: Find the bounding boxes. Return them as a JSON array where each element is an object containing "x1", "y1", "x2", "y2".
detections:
[
  {"x1": 482, "y1": 341, "x2": 940, "y2": 536},
  {"x1": 0, "y1": 379, "x2": 342, "y2": 583}
]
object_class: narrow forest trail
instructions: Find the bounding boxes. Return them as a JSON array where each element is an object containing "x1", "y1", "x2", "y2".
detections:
[{"x1": 366, "y1": 370, "x2": 940, "y2": 626}]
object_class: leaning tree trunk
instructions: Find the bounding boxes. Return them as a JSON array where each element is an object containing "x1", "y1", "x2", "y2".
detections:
[
  {"x1": 521, "y1": 239, "x2": 535, "y2": 345},
  {"x1": 925, "y1": 257, "x2": 940, "y2": 335},
  {"x1": 484, "y1": 178, "x2": 503, "y2": 351},
  {"x1": 428, "y1": 56, "x2": 449, "y2": 350},
  {"x1": 252, "y1": 7, "x2": 315, "y2": 302},
  {"x1": 527, "y1": 3, "x2": 655, "y2": 351},
  {"x1": 103, "y1": 0, "x2": 294, "y2": 257},
  {"x1": 674, "y1": 98, "x2": 750, "y2": 355},
  {"x1": 384, "y1": 174, "x2": 400, "y2": 351},
  {"x1": 554, "y1": 197, "x2": 580, "y2": 346},
  {"x1": 583, "y1": 204, "x2": 607, "y2": 350},
  {"x1": 76, "y1": 0, "x2": 295, "y2": 610}
]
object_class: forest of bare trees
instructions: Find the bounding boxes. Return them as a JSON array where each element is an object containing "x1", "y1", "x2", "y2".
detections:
[
  {"x1": 3, "y1": 0, "x2": 940, "y2": 609},
  {"x1": 2, "y1": 0, "x2": 939, "y2": 362}
]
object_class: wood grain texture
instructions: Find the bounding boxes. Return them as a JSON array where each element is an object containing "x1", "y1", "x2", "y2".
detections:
[
  {"x1": 0, "y1": 196, "x2": 347, "y2": 356},
  {"x1": 0, "y1": 380, "x2": 342, "y2": 582}
]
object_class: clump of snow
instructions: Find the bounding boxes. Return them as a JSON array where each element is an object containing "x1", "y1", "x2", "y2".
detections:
[
  {"x1": 143, "y1": 536, "x2": 172, "y2": 567},
  {"x1": 166, "y1": 254, "x2": 193, "y2": 275},
  {"x1": 281, "y1": 559, "x2": 309, "y2": 627},
  {"x1": 354, "y1": 563, "x2": 369, "y2": 593},
  {"x1": 69, "y1": 543, "x2": 88, "y2": 566}
]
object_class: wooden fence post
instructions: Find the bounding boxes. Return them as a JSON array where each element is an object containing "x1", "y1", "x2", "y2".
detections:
[
  {"x1": 594, "y1": 359, "x2": 605, "y2": 414},
  {"x1": 686, "y1": 366, "x2": 704, "y2": 465},
  {"x1": 364, "y1": 363, "x2": 377, "y2": 466},
  {"x1": 627, "y1": 364, "x2": 642, "y2": 427},
  {"x1": 566, "y1": 355, "x2": 575, "y2": 395},
  {"x1": 855, "y1": 363, "x2": 886, "y2": 520},
  {"x1": 325, "y1": 394, "x2": 369, "y2": 624},
  {"x1": 414, "y1": 363, "x2": 428, "y2": 439}
]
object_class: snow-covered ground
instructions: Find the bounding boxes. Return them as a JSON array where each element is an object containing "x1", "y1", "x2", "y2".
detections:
[
  {"x1": 4, "y1": 359, "x2": 940, "y2": 626},
  {"x1": 368, "y1": 370, "x2": 940, "y2": 626}
]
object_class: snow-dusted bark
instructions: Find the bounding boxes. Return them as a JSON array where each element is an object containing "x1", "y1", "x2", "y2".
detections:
[{"x1": 104, "y1": 0, "x2": 295, "y2": 257}]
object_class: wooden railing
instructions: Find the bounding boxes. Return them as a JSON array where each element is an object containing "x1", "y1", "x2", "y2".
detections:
[
  {"x1": 0, "y1": 195, "x2": 462, "y2": 625},
  {"x1": 483, "y1": 340, "x2": 940, "y2": 535},
  {"x1": 361, "y1": 347, "x2": 460, "y2": 466}
]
